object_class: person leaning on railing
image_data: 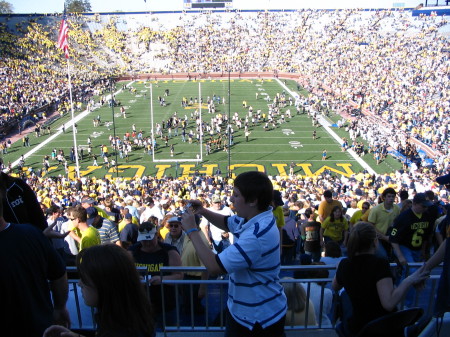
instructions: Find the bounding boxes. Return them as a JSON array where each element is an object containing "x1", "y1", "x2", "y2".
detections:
[{"x1": 332, "y1": 222, "x2": 430, "y2": 336}]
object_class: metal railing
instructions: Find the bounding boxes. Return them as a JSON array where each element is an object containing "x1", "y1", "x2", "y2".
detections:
[{"x1": 66, "y1": 263, "x2": 443, "y2": 334}]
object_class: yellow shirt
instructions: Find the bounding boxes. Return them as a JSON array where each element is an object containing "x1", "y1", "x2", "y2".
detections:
[
  {"x1": 118, "y1": 216, "x2": 139, "y2": 232},
  {"x1": 318, "y1": 200, "x2": 342, "y2": 223},
  {"x1": 80, "y1": 226, "x2": 101, "y2": 251},
  {"x1": 321, "y1": 217, "x2": 349, "y2": 242},
  {"x1": 181, "y1": 230, "x2": 210, "y2": 277},
  {"x1": 350, "y1": 210, "x2": 365, "y2": 225},
  {"x1": 273, "y1": 206, "x2": 286, "y2": 228},
  {"x1": 368, "y1": 203, "x2": 401, "y2": 235},
  {"x1": 159, "y1": 226, "x2": 169, "y2": 240}
]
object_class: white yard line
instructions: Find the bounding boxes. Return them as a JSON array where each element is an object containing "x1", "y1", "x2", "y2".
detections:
[
  {"x1": 13, "y1": 82, "x2": 134, "y2": 168},
  {"x1": 275, "y1": 78, "x2": 376, "y2": 175}
]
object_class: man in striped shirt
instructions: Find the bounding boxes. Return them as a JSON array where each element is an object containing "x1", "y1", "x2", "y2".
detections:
[
  {"x1": 86, "y1": 207, "x2": 120, "y2": 246},
  {"x1": 180, "y1": 171, "x2": 287, "y2": 337}
]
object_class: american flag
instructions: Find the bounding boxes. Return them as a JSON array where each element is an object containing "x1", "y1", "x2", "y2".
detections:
[{"x1": 57, "y1": 14, "x2": 69, "y2": 59}]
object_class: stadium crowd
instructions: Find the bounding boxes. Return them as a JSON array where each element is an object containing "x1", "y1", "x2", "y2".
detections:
[
  {"x1": 0, "y1": 9, "x2": 449, "y2": 159},
  {"x1": 2, "y1": 7, "x2": 450, "y2": 337},
  {"x1": 17, "y1": 165, "x2": 450, "y2": 244},
  {"x1": 13, "y1": 161, "x2": 450, "y2": 332}
]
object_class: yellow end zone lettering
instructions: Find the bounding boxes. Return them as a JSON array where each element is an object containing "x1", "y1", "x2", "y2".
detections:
[
  {"x1": 39, "y1": 163, "x2": 356, "y2": 180},
  {"x1": 229, "y1": 164, "x2": 265, "y2": 178},
  {"x1": 296, "y1": 163, "x2": 355, "y2": 177},
  {"x1": 180, "y1": 164, "x2": 217, "y2": 177}
]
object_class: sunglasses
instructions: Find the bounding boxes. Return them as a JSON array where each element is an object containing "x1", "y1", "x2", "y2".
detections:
[
  {"x1": 139, "y1": 225, "x2": 154, "y2": 233},
  {"x1": 169, "y1": 224, "x2": 180, "y2": 228}
]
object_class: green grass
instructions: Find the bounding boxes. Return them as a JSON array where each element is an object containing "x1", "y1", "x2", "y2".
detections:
[
  {"x1": 1, "y1": 78, "x2": 401, "y2": 179},
  {"x1": 323, "y1": 107, "x2": 402, "y2": 174}
]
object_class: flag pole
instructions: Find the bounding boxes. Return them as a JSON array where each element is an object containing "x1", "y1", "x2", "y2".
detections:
[
  {"x1": 67, "y1": 58, "x2": 80, "y2": 179},
  {"x1": 199, "y1": 82, "x2": 203, "y2": 162},
  {"x1": 58, "y1": 10, "x2": 80, "y2": 179}
]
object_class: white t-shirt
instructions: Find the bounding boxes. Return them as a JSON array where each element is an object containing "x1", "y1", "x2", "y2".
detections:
[
  {"x1": 207, "y1": 205, "x2": 234, "y2": 244},
  {"x1": 139, "y1": 205, "x2": 164, "y2": 223},
  {"x1": 61, "y1": 220, "x2": 78, "y2": 256}
]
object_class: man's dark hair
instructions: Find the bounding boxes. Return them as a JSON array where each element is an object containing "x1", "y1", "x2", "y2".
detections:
[
  {"x1": 324, "y1": 241, "x2": 342, "y2": 258},
  {"x1": 381, "y1": 187, "x2": 396, "y2": 199},
  {"x1": 399, "y1": 190, "x2": 409, "y2": 201},
  {"x1": 294, "y1": 262, "x2": 329, "y2": 280},
  {"x1": 425, "y1": 190, "x2": 435, "y2": 202},
  {"x1": 323, "y1": 190, "x2": 333, "y2": 198},
  {"x1": 48, "y1": 205, "x2": 60, "y2": 214},
  {"x1": 145, "y1": 197, "x2": 154, "y2": 206},
  {"x1": 68, "y1": 205, "x2": 87, "y2": 222},
  {"x1": 304, "y1": 207, "x2": 313, "y2": 219},
  {"x1": 233, "y1": 171, "x2": 273, "y2": 211}
]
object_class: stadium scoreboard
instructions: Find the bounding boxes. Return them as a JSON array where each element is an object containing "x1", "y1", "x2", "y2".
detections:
[{"x1": 184, "y1": 0, "x2": 233, "y2": 9}]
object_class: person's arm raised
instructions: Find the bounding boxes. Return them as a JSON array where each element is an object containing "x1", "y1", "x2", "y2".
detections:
[
  {"x1": 181, "y1": 209, "x2": 225, "y2": 276},
  {"x1": 190, "y1": 199, "x2": 229, "y2": 232}
]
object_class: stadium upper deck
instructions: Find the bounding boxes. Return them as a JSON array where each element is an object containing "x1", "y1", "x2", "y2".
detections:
[{"x1": 0, "y1": 8, "x2": 449, "y2": 160}]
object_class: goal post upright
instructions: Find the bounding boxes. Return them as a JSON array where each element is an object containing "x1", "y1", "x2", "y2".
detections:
[
  {"x1": 199, "y1": 81, "x2": 203, "y2": 161},
  {"x1": 150, "y1": 78, "x2": 203, "y2": 164},
  {"x1": 150, "y1": 83, "x2": 156, "y2": 162}
]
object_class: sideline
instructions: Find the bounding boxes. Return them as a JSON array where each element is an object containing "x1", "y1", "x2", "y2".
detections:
[
  {"x1": 11, "y1": 83, "x2": 134, "y2": 169},
  {"x1": 274, "y1": 78, "x2": 376, "y2": 176}
]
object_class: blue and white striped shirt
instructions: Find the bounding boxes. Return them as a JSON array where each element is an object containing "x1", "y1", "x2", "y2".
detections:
[{"x1": 218, "y1": 209, "x2": 287, "y2": 329}]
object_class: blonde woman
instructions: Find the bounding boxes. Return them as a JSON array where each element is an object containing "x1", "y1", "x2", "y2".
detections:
[{"x1": 282, "y1": 277, "x2": 317, "y2": 326}]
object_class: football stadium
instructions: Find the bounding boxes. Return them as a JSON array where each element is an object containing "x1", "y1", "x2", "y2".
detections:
[{"x1": 0, "y1": 0, "x2": 449, "y2": 336}]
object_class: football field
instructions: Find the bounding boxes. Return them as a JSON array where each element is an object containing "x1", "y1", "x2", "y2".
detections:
[{"x1": 3, "y1": 78, "x2": 401, "y2": 179}]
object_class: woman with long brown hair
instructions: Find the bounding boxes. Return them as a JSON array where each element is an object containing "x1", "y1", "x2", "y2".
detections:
[{"x1": 44, "y1": 244, "x2": 155, "y2": 337}]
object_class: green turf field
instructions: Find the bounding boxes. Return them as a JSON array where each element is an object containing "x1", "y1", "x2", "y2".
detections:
[{"x1": 1, "y1": 78, "x2": 402, "y2": 179}]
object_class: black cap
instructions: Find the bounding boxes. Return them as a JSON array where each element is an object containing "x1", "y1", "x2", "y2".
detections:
[
  {"x1": 413, "y1": 193, "x2": 433, "y2": 207},
  {"x1": 86, "y1": 207, "x2": 98, "y2": 218}
]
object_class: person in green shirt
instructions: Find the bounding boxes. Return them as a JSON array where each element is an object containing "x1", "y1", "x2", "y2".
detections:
[
  {"x1": 367, "y1": 188, "x2": 400, "y2": 260},
  {"x1": 67, "y1": 205, "x2": 101, "y2": 251}
]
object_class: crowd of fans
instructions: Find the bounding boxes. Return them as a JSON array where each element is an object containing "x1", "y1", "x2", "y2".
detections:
[
  {"x1": 23, "y1": 163, "x2": 449, "y2": 329},
  {"x1": 16, "y1": 166, "x2": 447, "y2": 222},
  {"x1": 2, "y1": 8, "x2": 450, "y2": 335},
  {"x1": 0, "y1": 8, "x2": 449, "y2": 158},
  {"x1": 0, "y1": 16, "x2": 114, "y2": 137}
]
